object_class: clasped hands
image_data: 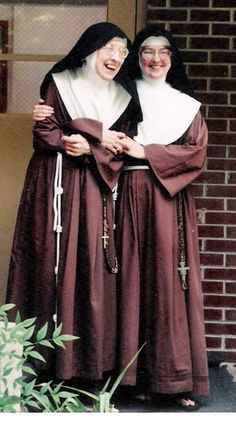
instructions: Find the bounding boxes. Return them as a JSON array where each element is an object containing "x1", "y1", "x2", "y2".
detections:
[
  {"x1": 62, "y1": 130, "x2": 145, "y2": 159},
  {"x1": 101, "y1": 129, "x2": 145, "y2": 159}
]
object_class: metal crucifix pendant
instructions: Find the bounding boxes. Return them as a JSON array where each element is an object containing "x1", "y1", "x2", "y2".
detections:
[
  {"x1": 178, "y1": 260, "x2": 189, "y2": 290},
  {"x1": 102, "y1": 233, "x2": 109, "y2": 249}
]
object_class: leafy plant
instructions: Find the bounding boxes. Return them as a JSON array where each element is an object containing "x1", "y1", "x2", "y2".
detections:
[
  {"x1": 0, "y1": 303, "x2": 84, "y2": 412},
  {"x1": 0, "y1": 303, "x2": 145, "y2": 413}
]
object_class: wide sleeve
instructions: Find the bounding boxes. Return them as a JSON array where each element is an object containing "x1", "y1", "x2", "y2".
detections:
[
  {"x1": 64, "y1": 119, "x2": 124, "y2": 190},
  {"x1": 33, "y1": 79, "x2": 69, "y2": 152},
  {"x1": 144, "y1": 111, "x2": 208, "y2": 197}
]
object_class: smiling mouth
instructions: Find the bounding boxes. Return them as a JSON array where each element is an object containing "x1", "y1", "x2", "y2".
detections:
[
  {"x1": 105, "y1": 61, "x2": 119, "y2": 71},
  {"x1": 106, "y1": 65, "x2": 116, "y2": 71},
  {"x1": 150, "y1": 65, "x2": 162, "y2": 69}
]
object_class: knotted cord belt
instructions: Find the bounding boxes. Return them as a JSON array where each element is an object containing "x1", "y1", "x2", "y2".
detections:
[{"x1": 53, "y1": 152, "x2": 63, "y2": 325}]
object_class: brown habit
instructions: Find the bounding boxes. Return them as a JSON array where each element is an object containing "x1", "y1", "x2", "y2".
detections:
[
  {"x1": 116, "y1": 111, "x2": 210, "y2": 395},
  {"x1": 6, "y1": 79, "x2": 130, "y2": 380}
]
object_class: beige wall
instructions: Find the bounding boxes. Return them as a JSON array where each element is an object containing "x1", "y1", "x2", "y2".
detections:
[{"x1": 0, "y1": 115, "x2": 33, "y2": 304}]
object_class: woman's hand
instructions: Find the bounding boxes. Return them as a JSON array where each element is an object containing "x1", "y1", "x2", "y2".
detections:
[
  {"x1": 101, "y1": 129, "x2": 126, "y2": 155},
  {"x1": 33, "y1": 99, "x2": 54, "y2": 121},
  {"x1": 62, "y1": 134, "x2": 91, "y2": 156},
  {"x1": 119, "y1": 137, "x2": 145, "y2": 159}
]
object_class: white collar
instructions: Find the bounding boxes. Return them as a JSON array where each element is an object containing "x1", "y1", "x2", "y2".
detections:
[{"x1": 135, "y1": 78, "x2": 201, "y2": 145}]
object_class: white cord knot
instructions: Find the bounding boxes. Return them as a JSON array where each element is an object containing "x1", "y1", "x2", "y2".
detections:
[
  {"x1": 112, "y1": 184, "x2": 118, "y2": 229},
  {"x1": 112, "y1": 184, "x2": 118, "y2": 202},
  {"x1": 56, "y1": 224, "x2": 63, "y2": 233},
  {"x1": 55, "y1": 187, "x2": 63, "y2": 195}
]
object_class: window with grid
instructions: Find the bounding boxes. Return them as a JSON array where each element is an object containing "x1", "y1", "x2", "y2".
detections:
[{"x1": 0, "y1": 0, "x2": 107, "y2": 113}]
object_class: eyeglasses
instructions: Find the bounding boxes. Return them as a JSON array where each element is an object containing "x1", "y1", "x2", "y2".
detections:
[
  {"x1": 140, "y1": 47, "x2": 172, "y2": 61},
  {"x1": 101, "y1": 43, "x2": 129, "y2": 59}
]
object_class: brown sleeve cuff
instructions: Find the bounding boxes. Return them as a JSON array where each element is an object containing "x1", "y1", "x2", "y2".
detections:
[{"x1": 63, "y1": 118, "x2": 103, "y2": 142}]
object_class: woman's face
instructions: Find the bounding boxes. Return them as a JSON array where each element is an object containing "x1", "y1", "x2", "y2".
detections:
[
  {"x1": 139, "y1": 45, "x2": 171, "y2": 80},
  {"x1": 95, "y1": 37, "x2": 128, "y2": 80}
]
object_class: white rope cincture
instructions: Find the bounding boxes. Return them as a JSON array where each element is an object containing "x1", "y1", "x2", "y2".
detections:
[
  {"x1": 53, "y1": 152, "x2": 63, "y2": 326},
  {"x1": 112, "y1": 184, "x2": 118, "y2": 229},
  {"x1": 122, "y1": 165, "x2": 150, "y2": 171}
]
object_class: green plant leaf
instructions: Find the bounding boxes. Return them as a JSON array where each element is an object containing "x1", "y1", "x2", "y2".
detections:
[
  {"x1": 23, "y1": 379, "x2": 37, "y2": 396},
  {"x1": 72, "y1": 388, "x2": 98, "y2": 401},
  {"x1": 52, "y1": 381, "x2": 63, "y2": 394},
  {"x1": 13, "y1": 376, "x2": 26, "y2": 388},
  {"x1": 36, "y1": 322, "x2": 48, "y2": 342},
  {"x1": 0, "y1": 330, "x2": 7, "y2": 343},
  {"x1": 0, "y1": 303, "x2": 15, "y2": 315},
  {"x1": 23, "y1": 341, "x2": 33, "y2": 347},
  {"x1": 24, "y1": 345, "x2": 35, "y2": 353},
  {"x1": 3, "y1": 315, "x2": 8, "y2": 329},
  {"x1": 109, "y1": 342, "x2": 146, "y2": 398},
  {"x1": 57, "y1": 391, "x2": 78, "y2": 398},
  {"x1": 53, "y1": 323, "x2": 62, "y2": 338},
  {"x1": 101, "y1": 376, "x2": 111, "y2": 394},
  {"x1": 23, "y1": 325, "x2": 35, "y2": 341},
  {"x1": 25, "y1": 400, "x2": 41, "y2": 410},
  {"x1": 27, "y1": 351, "x2": 46, "y2": 362},
  {"x1": 15, "y1": 310, "x2": 22, "y2": 324},
  {"x1": 38, "y1": 340, "x2": 54, "y2": 349},
  {"x1": 21, "y1": 317, "x2": 37, "y2": 328},
  {"x1": 61, "y1": 384, "x2": 98, "y2": 402},
  {"x1": 39, "y1": 382, "x2": 53, "y2": 394},
  {"x1": 53, "y1": 338, "x2": 65, "y2": 348},
  {"x1": 2, "y1": 366, "x2": 14, "y2": 377},
  {"x1": 57, "y1": 334, "x2": 79, "y2": 341},
  {"x1": 16, "y1": 359, "x2": 25, "y2": 371},
  {"x1": 41, "y1": 385, "x2": 61, "y2": 409},
  {"x1": 30, "y1": 390, "x2": 52, "y2": 411},
  {"x1": 61, "y1": 397, "x2": 87, "y2": 412},
  {"x1": 22, "y1": 366, "x2": 37, "y2": 376}
]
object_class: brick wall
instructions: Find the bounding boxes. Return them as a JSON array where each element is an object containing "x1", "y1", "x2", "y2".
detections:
[{"x1": 147, "y1": 0, "x2": 236, "y2": 362}]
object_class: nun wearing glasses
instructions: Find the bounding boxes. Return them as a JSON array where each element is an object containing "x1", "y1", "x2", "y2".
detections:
[
  {"x1": 6, "y1": 22, "x2": 141, "y2": 384},
  {"x1": 115, "y1": 26, "x2": 209, "y2": 410}
]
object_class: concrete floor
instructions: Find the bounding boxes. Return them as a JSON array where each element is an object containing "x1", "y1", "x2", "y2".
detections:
[{"x1": 114, "y1": 363, "x2": 236, "y2": 413}]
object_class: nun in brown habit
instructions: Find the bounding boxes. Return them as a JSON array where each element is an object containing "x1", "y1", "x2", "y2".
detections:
[
  {"x1": 115, "y1": 26, "x2": 209, "y2": 409},
  {"x1": 6, "y1": 22, "x2": 141, "y2": 382}
]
